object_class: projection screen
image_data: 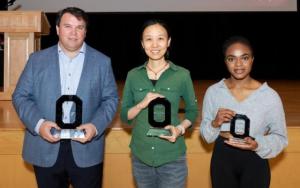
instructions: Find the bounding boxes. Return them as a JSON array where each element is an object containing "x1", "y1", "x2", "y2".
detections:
[{"x1": 14, "y1": 0, "x2": 297, "y2": 12}]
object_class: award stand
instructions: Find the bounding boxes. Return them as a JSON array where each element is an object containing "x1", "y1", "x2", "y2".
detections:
[
  {"x1": 230, "y1": 114, "x2": 250, "y2": 143},
  {"x1": 53, "y1": 95, "x2": 85, "y2": 139},
  {"x1": 146, "y1": 97, "x2": 171, "y2": 137}
]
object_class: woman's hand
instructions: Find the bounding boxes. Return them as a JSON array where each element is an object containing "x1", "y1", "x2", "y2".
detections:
[
  {"x1": 159, "y1": 125, "x2": 182, "y2": 143},
  {"x1": 128, "y1": 92, "x2": 165, "y2": 120},
  {"x1": 212, "y1": 108, "x2": 235, "y2": 128},
  {"x1": 137, "y1": 92, "x2": 165, "y2": 109},
  {"x1": 224, "y1": 137, "x2": 258, "y2": 151}
]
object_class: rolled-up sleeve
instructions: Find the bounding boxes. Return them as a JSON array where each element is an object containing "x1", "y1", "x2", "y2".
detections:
[
  {"x1": 182, "y1": 72, "x2": 199, "y2": 124},
  {"x1": 120, "y1": 73, "x2": 134, "y2": 125}
]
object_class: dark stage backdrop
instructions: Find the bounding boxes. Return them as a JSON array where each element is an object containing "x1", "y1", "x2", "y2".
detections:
[{"x1": 42, "y1": 11, "x2": 300, "y2": 80}]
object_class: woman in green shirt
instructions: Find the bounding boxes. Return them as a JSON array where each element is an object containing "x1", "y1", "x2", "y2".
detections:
[{"x1": 120, "y1": 19, "x2": 198, "y2": 188}]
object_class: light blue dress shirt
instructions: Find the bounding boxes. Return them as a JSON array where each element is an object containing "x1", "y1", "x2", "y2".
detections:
[
  {"x1": 34, "y1": 43, "x2": 86, "y2": 133},
  {"x1": 58, "y1": 43, "x2": 85, "y2": 123}
]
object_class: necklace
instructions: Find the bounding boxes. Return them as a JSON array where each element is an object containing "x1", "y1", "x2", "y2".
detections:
[{"x1": 146, "y1": 62, "x2": 169, "y2": 80}]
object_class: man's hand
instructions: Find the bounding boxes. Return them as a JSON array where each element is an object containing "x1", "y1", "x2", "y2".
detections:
[
  {"x1": 72, "y1": 123, "x2": 97, "y2": 143},
  {"x1": 39, "y1": 121, "x2": 61, "y2": 143}
]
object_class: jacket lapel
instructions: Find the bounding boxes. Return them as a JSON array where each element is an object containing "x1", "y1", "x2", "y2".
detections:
[
  {"x1": 52, "y1": 46, "x2": 62, "y2": 97},
  {"x1": 76, "y1": 46, "x2": 91, "y2": 98}
]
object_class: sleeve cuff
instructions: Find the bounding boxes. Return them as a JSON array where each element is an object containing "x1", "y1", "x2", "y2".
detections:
[{"x1": 35, "y1": 118, "x2": 45, "y2": 135}]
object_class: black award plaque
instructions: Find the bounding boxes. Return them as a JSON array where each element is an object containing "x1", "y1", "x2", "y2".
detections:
[
  {"x1": 230, "y1": 114, "x2": 250, "y2": 143},
  {"x1": 53, "y1": 95, "x2": 85, "y2": 139},
  {"x1": 146, "y1": 97, "x2": 171, "y2": 137}
]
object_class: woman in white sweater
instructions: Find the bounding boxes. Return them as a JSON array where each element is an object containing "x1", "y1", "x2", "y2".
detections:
[{"x1": 200, "y1": 36, "x2": 288, "y2": 188}]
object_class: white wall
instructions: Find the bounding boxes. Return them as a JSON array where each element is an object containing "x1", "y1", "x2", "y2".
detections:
[{"x1": 13, "y1": 0, "x2": 297, "y2": 12}]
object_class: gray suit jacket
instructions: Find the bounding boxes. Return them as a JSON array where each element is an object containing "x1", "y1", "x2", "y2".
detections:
[{"x1": 12, "y1": 44, "x2": 118, "y2": 168}]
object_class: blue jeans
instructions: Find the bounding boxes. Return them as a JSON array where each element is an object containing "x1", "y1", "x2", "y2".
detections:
[{"x1": 131, "y1": 154, "x2": 188, "y2": 188}]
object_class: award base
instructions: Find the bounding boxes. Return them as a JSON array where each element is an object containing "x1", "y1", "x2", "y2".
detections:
[
  {"x1": 146, "y1": 128, "x2": 171, "y2": 137},
  {"x1": 229, "y1": 137, "x2": 247, "y2": 144},
  {"x1": 51, "y1": 129, "x2": 85, "y2": 139}
]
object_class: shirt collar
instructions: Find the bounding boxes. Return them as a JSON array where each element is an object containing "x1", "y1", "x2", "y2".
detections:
[
  {"x1": 57, "y1": 42, "x2": 86, "y2": 55},
  {"x1": 218, "y1": 78, "x2": 268, "y2": 92},
  {"x1": 136, "y1": 60, "x2": 179, "y2": 71}
]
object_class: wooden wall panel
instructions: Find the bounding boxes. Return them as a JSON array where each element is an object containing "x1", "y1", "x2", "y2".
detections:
[
  {"x1": 2, "y1": 128, "x2": 299, "y2": 188},
  {"x1": 1, "y1": 80, "x2": 299, "y2": 187}
]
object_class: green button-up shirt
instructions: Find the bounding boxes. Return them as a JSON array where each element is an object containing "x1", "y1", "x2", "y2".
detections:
[{"x1": 121, "y1": 61, "x2": 198, "y2": 167}]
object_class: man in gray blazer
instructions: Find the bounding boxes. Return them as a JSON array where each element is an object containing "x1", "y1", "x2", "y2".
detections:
[{"x1": 12, "y1": 7, "x2": 118, "y2": 188}]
